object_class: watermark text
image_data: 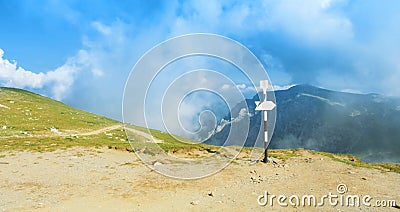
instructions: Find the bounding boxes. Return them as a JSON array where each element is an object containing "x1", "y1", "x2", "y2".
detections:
[{"x1": 257, "y1": 184, "x2": 397, "y2": 208}]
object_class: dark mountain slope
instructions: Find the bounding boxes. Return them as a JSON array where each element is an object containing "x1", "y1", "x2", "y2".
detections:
[{"x1": 206, "y1": 85, "x2": 400, "y2": 163}]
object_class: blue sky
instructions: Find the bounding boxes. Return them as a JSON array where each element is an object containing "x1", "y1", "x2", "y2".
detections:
[{"x1": 1, "y1": 0, "x2": 400, "y2": 121}]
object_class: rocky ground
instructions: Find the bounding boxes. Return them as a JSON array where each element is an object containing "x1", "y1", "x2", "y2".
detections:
[{"x1": 0, "y1": 147, "x2": 399, "y2": 211}]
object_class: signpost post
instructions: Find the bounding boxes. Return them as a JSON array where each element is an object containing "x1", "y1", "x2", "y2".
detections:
[{"x1": 255, "y1": 80, "x2": 276, "y2": 163}]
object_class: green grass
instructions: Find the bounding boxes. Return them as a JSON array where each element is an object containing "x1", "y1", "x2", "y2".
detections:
[
  {"x1": 0, "y1": 87, "x2": 118, "y2": 137},
  {"x1": 269, "y1": 149, "x2": 301, "y2": 161},
  {"x1": 0, "y1": 87, "x2": 129, "y2": 152},
  {"x1": 313, "y1": 150, "x2": 400, "y2": 173},
  {"x1": 126, "y1": 126, "x2": 219, "y2": 154},
  {"x1": 149, "y1": 129, "x2": 213, "y2": 151},
  {"x1": 0, "y1": 87, "x2": 213, "y2": 153},
  {"x1": 1, "y1": 128, "x2": 130, "y2": 152}
]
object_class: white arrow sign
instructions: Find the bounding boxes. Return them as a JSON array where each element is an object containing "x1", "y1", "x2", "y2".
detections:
[{"x1": 255, "y1": 101, "x2": 276, "y2": 111}]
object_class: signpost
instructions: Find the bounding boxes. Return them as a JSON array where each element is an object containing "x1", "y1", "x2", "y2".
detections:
[{"x1": 255, "y1": 80, "x2": 276, "y2": 163}]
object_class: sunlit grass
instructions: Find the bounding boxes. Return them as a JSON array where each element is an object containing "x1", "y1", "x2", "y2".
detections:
[
  {"x1": 0, "y1": 87, "x2": 118, "y2": 137},
  {"x1": 314, "y1": 150, "x2": 400, "y2": 173},
  {"x1": 269, "y1": 149, "x2": 301, "y2": 161},
  {"x1": 0, "y1": 128, "x2": 130, "y2": 152}
]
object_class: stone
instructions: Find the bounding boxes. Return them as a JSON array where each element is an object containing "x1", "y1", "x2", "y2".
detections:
[{"x1": 190, "y1": 200, "x2": 199, "y2": 205}]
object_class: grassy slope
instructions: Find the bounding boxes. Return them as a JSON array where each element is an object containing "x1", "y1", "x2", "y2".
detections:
[
  {"x1": 0, "y1": 87, "x2": 212, "y2": 153},
  {"x1": 0, "y1": 87, "x2": 128, "y2": 152},
  {"x1": 0, "y1": 87, "x2": 118, "y2": 135},
  {"x1": 0, "y1": 87, "x2": 398, "y2": 173}
]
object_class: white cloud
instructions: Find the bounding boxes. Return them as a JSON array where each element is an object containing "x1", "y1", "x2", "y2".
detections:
[
  {"x1": 0, "y1": 48, "x2": 102, "y2": 100},
  {"x1": 221, "y1": 83, "x2": 255, "y2": 94},
  {"x1": 236, "y1": 83, "x2": 256, "y2": 94},
  {"x1": 73, "y1": 49, "x2": 104, "y2": 77},
  {"x1": 171, "y1": 0, "x2": 353, "y2": 46},
  {"x1": 268, "y1": 0, "x2": 353, "y2": 44},
  {"x1": 0, "y1": 49, "x2": 45, "y2": 88},
  {"x1": 273, "y1": 84, "x2": 296, "y2": 91},
  {"x1": 0, "y1": 48, "x2": 78, "y2": 100},
  {"x1": 260, "y1": 53, "x2": 292, "y2": 86},
  {"x1": 221, "y1": 84, "x2": 230, "y2": 90},
  {"x1": 340, "y1": 88, "x2": 363, "y2": 94},
  {"x1": 43, "y1": 60, "x2": 79, "y2": 100},
  {"x1": 92, "y1": 21, "x2": 112, "y2": 35}
]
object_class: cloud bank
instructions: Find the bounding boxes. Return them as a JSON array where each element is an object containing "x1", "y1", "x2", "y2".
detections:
[{"x1": 0, "y1": 48, "x2": 103, "y2": 100}]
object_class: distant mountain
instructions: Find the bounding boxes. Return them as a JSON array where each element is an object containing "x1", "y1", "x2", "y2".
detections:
[{"x1": 205, "y1": 85, "x2": 400, "y2": 163}]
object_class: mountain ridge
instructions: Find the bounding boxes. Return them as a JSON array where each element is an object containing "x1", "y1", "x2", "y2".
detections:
[{"x1": 206, "y1": 84, "x2": 400, "y2": 163}]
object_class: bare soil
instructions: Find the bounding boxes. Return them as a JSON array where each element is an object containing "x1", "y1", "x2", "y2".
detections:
[{"x1": 0, "y1": 147, "x2": 399, "y2": 211}]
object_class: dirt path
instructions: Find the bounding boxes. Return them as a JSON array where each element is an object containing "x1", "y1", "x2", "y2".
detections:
[
  {"x1": 2, "y1": 124, "x2": 163, "y2": 143},
  {"x1": 0, "y1": 148, "x2": 399, "y2": 211},
  {"x1": 2, "y1": 124, "x2": 124, "y2": 139},
  {"x1": 77, "y1": 124, "x2": 123, "y2": 136},
  {"x1": 124, "y1": 126, "x2": 163, "y2": 143}
]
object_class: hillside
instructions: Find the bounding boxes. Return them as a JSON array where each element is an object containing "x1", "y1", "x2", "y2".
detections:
[
  {"x1": 0, "y1": 87, "x2": 217, "y2": 154},
  {"x1": 0, "y1": 87, "x2": 131, "y2": 152},
  {"x1": 0, "y1": 87, "x2": 122, "y2": 133},
  {"x1": 206, "y1": 85, "x2": 400, "y2": 163},
  {"x1": 1, "y1": 87, "x2": 400, "y2": 211}
]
